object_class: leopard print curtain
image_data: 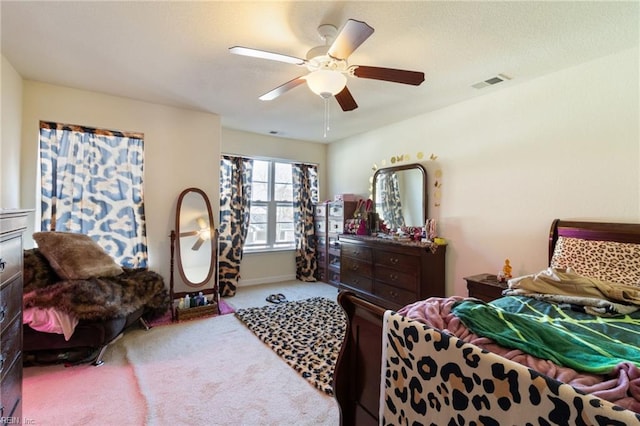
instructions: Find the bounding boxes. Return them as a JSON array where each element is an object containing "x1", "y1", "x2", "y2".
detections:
[
  {"x1": 292, "y1": 163, "x2": 319, "y2": 282},
  {"x1": 218, "y1": 155, "x2": 253, "y2": 296},
  {"x1": 376, "y1": 171, "x2": 405, "y2": 230},
  {"x1": 39, "y1": 121, "x2": 148, "y2": 268}
]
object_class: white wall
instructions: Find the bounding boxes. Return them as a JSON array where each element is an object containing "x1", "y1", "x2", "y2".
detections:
[
  {"x1": 221, "y1": 128, "x2": 327, "y2": 285},
  {"x1": 20, "y1": 81, "x2": 221, "y2": 291},
  {"x1": 1, "y1": 55, "x2": 23, "y2": 208},
  {"x1": 328, "y1": 48, "x2": 640, "y2": 297}
]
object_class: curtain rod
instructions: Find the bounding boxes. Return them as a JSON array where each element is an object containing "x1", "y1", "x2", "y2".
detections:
[
  {"x1": 221, "y1": 152, "x2": 319, "y2": 167},
  {"x1": 40, "y1": 121, "x2": 144, "y2": 139}
]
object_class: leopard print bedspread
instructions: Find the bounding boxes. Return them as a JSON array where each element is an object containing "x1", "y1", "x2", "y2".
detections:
[{"x1": 381, "y1": 311, "x2": 640, "y2": 425}]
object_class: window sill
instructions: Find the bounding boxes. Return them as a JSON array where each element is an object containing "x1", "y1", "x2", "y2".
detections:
[{"x1": 243, "y1": 247, "x2": 296, "y2": 255}]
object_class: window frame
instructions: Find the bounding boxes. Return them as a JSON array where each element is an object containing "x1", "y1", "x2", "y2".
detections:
[{"x1": 243, "y1": 159, "x2": 296, "y2": 254}]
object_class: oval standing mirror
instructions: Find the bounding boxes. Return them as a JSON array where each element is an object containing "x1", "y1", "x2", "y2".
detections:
[
  {"x1": 175, "y1": 187, "x2": 216, "y2": 286},
  {"x1": 373, "y1": 163, "x2": 427, "y2": 230}
]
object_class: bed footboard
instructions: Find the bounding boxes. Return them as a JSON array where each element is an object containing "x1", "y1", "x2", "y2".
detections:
[
  {"x1": 381, "y1": 311, "x2": 640, "y2": 424},
  {"x1": 334, "y1": 291, "x2": 386, "y2": 425}
]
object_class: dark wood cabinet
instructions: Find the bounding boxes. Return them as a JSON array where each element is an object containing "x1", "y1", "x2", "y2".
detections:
[
  {"x1": 339, "y1": 235, "x2": 446, "y2": 310},
  {"x1": 464, "y1": 273, "x2": 507, "y2": 302},
  {"x1": 314, "y1": 201, "x2": 358, "y2": 287},
  {"x1": 1, "y1": 209, "x2": 29, "y2": 423}
]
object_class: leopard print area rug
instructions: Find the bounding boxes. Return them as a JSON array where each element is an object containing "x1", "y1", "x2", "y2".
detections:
[{"x1": 235, "y1": 297, "x2": 346, "y2": 395}]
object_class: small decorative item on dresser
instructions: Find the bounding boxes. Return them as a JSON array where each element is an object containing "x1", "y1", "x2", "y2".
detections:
[
  {"x1": 498, "y1": 258, "x2": 513, "y2": 282},
  {"x1": 464, "y1": 273, "x2": 508, "y2": 303}
]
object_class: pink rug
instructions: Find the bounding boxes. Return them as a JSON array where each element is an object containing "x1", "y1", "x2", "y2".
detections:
[{"x1": 147, "y1": 298, "x2": 235, "y2": 327}]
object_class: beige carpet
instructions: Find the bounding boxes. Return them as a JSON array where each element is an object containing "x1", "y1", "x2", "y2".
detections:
[{"x1": 23, "y1": 282, "x2": 341, "y2": 425}]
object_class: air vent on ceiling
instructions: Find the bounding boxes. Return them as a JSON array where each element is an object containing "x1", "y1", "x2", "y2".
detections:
[{"x1": 472, "y1": 73, "x2": 512, "y2": 89}]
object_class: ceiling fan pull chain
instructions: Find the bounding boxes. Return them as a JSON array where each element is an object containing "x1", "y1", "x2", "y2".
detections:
[{"x1": 323, "y1": 96, "x2": 330, "y2": 138}]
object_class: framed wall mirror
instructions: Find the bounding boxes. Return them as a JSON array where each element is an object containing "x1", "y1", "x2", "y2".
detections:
[{"x1": 373, "y1": 163, "x2": 427, "y2": 230}]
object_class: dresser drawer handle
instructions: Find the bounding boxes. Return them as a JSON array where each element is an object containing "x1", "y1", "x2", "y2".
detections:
[
  {"x1": 389, "y1": 257, "x2": 399, "y2": 264},
  {"x1": 0, "y1": 305, "x2": 6, "y2": 323},
  {"x1": 389, "y1": 290, "x2": 398, "y2": 298},
  {"x1": 0, "y1": 258, "x2": 5, "y2": 272},
  {"x1": 350, "y1": 264, "x2": 360, "y2": 272},
  {"x1": 0, "y1": 354, "x2": 4, "y2": 374},
  {"x1": 388, "y1": 274, "x2": 398, "y2": 281}
]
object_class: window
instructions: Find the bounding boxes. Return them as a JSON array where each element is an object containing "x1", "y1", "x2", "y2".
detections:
[
  {"x1": 38, "y1": 121, "x2": 148, "y2": 268},
  {"x1": 244, "y1": 160, "x2": 295, "y2": 252}
]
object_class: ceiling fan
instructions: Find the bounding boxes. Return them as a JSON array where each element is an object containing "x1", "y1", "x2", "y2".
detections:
[
  {"x1": 179, "y1": 217, "x2": 211, "y2": 251},
  {"x1": 229, "y1": 19, "x2": 425, "y2": 112}
]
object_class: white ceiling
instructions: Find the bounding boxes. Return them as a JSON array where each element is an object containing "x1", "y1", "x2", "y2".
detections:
[{"x1": 1, "y1": 1, "x2": 638, "y2": 143}]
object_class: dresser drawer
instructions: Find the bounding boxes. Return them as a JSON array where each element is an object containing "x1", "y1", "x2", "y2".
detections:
[
  {"x1": 0, "y1": 279, "x2": 22, "y2": 335},
  {"x1": 374, "y1": 282, "x2": 416, "y2": 307},
  {"x1": 341, "y1": 244, "x2": 372, "y2": 262},
  {"x1": 328, "y1": 270, "x2": 341, "y2": 285},
  {"x1": 0, "y1": 315, "x2": 21, "y2": 382},
  {"x1": 375, "y1": 265, "x2": 418, "y2": 292},
  {"x1": 329, "y1": 203, "x2": 344, "y2": 217},
  {"x1": 341, "y1": 271, "x2": 373, "y2": 293},
  {"x1": 315, "y1": 204, "x2": 327, "y2": 217},
  {"x1": 328, "y1": 219, "x2": 343, "y2": 233},
  {"x1": 0, "y1": 354, "x2": 22, "y2": 419},
  {"x1": 342, "y1": 257, "x2": 373, "y2": 278},
  {"x1": 375, "y1": 249, "x2": 419, "y2": 270},
  {"x1": 0, "y1": 236, "x2": 22, "y2": 286}
]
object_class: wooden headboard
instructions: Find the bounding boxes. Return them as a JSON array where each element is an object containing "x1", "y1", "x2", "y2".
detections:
[{"x1": 548, "y1": 219, "x2": 640, "y2": 263}]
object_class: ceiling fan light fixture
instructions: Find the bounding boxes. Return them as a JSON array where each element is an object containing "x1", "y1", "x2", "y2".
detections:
[{"x1": 305, "y1": 70, "x2": 347, "y2": 98}]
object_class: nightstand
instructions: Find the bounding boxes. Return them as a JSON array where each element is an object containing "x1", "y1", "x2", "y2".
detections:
[{"x1": 464, "y1": 273, "x2": 508, "y2": 302}]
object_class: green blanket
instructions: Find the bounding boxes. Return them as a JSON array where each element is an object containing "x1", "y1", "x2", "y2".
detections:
[{"x1": 451, "y1": 296, "x2": 640, "y2": 374}]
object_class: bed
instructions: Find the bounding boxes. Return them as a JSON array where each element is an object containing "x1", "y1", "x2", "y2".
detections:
[
  {"x1": 333, "y1": 219, "x2": 640, "y2": 425},
  {"x1": 21, "y1": 232, "x2": 169, "y2": 366}
]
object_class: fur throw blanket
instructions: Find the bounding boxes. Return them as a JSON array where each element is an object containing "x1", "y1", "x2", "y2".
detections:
[{"x1": 23, "y1": 249, "x2": 169, "y2": 321}]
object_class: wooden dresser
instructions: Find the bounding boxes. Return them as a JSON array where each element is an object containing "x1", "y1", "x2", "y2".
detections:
[
  {"x1": 339, "y1": 235, "x2": 446, "y2": 310},
  {"x1": 0, "y1": 209, "x2": 29, "y2": 423}
]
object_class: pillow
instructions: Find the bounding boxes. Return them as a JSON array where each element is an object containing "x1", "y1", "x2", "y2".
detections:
[
  {"x1": 32, "y1": 232, "x2": 123, "y2": 280},
  {"x1": 550, "y1": 236, "x2": 640, "y2": 287}
]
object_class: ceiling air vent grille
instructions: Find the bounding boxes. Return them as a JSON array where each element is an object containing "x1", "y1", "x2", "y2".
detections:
[{"x1": 472, "y1": 73, "x2": 512, "y2": 89}]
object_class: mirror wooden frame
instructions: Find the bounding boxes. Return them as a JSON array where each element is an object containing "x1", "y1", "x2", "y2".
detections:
[
  {"x1": 174, "y1": 187, "x2": 216, "y2": 287},
  {"x1": 170, "y1": 187, "x2": 219, "y2": 321},
  {"x1": 373, "y1": 163, "x2": 428, "y2": 228}
]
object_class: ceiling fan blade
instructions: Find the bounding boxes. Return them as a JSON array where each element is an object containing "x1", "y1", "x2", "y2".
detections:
[
  {"x1": 191, "y1": 237, "x2": 205, "y2": 251},
  {"x1": 229, "y1": 46, "x2": 306, "y2": 66},
  {"x1": 328, "y1": 19, "x2": 374, "y2": 60},
  {"x1": 352, "y1": 66, "x2": 425, "y2": 86},
  {"x1": 259, "y1": 76, "x2": 307, "y2": 101},
  {"x1": 335, "y1": 86, "x2": 358, "y2": 111},
  {"x1": 179, "y1": 230, "x2": 199, "y2": 237}
]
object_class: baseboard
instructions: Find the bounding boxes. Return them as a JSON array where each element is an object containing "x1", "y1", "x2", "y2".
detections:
[{"x1": 237, "y1": 274, "x2": 297, "y2": 287}]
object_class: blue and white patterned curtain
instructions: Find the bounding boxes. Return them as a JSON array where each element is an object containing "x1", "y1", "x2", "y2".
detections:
[
  {"x1": 218, "y1": 155, "x2": 253, "y2": 296},
  {"x1": 39, "y1": 121, "x2": 148, "y2": 268},
  {"x1": 292, "y1": 163, "x2": 319, "y2": 282}
]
